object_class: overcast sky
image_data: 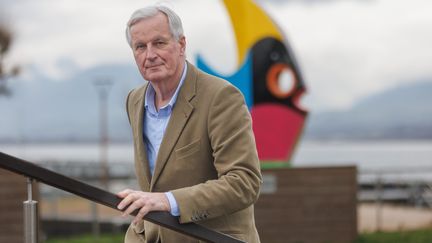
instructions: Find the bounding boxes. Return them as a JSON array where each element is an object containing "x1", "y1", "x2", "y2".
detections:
[{"x1": 1, "y1": 0, "x2": 432, "y2": 112}]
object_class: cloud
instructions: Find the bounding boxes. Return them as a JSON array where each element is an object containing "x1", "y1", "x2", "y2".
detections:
[
  {"x1": 3, "y1": 0, "x2": 432, "y2": 111},
  {"x1": 261, "y1": 0, "x2": 432, "y2": 110},
  {"x1": 5, "y1": 0, "x2": 151, "y2": 79}
]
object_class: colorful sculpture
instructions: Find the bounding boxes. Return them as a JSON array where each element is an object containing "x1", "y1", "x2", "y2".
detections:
[{"x1": 197, "y1": 0, "x2": 307, "y2": 164}]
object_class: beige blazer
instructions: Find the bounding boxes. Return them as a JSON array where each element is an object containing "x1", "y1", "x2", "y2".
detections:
[{"x1": 124, "y1": 62, "x2": 262, "y2": 243}]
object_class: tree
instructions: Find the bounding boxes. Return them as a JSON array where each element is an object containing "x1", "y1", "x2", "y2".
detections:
[{"x1": 0, "y1": 24, "x2": 19, "y2": 96}]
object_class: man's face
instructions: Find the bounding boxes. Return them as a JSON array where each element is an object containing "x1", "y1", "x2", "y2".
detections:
[{"x1": 130, "y1": 13, "x2": 186, "y2": 84}]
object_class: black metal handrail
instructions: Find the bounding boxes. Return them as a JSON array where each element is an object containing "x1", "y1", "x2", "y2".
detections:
[{"x1": 0, "y1": 151, "x2": 245, "y2": 243}]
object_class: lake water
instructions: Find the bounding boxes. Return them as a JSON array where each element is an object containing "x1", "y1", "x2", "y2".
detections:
[
  {"x1": 292, "y1": 140, "x2": 432, "y2": 169},
  {"x1": 292, "y1": 140, "x2": 432, "y2": 182},
  {"x1": 2, "y1": 140, "x2": 432, "y2": 181}
]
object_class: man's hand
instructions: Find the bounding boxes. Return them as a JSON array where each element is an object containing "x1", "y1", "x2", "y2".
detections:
[{"x1": 117, "y1": 189, "x2": 171, "y2": 224}]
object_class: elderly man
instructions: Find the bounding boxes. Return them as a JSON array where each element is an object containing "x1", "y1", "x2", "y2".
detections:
[{"x1": 117, "y1": 5, "x2": 262, "y2": 243}]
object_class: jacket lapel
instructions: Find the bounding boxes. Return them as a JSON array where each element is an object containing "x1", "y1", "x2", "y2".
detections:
[
  {"x1": 133, "y1": 83, "x2": 152, "y2": 189},
  {"x1": 150, "y1": 62, "x2": 197, "y2": 189}
]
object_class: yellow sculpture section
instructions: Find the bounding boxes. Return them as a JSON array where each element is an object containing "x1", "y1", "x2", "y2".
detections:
[{"x1": 223, "y1": 0, "x2": 283, "y2": 66}]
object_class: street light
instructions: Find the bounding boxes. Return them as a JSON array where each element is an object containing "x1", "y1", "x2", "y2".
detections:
[
  {"x1": 93, "y1": 78, "x2": 113, "y2": 190},
  {"x1": 92, "y1": 78, "x2": 113, "y2": 237}
]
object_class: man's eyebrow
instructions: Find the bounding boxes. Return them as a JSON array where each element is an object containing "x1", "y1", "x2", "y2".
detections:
[
  {"x1": 133, "y1": 41, "x2": 144, "y2": 47},
  {"x1": 153, "y1": 35, "x2": 171, "y2": 41}
]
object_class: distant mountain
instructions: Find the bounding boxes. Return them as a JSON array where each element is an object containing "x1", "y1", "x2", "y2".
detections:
[
  {"x1": 0, "y1": 63, "x2": 142, "y2": 143},
  {"x1": 1, "y1": 64, "x2": 431, "y2": 143},
  {"x1": 304, "y1": 79, "x2": 432, "y2": 140}
]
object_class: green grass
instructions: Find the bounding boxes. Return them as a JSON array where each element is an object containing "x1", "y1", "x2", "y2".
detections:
[
  {"x1": 260, "y1": 161, "x2": 291, "y2": 169},
  {"x1": 44, "y1": 229, "x2": 432, "y2": 243},
  {"x1": 354, "y1": 229, "x2": 432, "y2": 243},
  {"x1": 45, "y1": 234, "x2": 124, "y2": 243}
]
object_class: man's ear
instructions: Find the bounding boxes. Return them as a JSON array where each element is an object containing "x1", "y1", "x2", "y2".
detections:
[{"x1": 179, "y1": 36, "x2": 186, "y2": 56}]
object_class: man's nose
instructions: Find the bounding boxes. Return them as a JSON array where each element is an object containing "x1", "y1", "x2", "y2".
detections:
[{"x1": 146, "y1": 45, "x2": 157, "y2": 60}]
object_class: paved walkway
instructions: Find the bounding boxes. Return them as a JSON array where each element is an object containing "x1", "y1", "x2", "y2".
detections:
[{"x1": 359, "y1": 203, "x2": 432, "y2": 232}]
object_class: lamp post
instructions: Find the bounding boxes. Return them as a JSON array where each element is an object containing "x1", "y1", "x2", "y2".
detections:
[
  {"x1": 92, "y1": 78, "x2": 113, "y2": 237},
  {"x1": 93, "y1": 78, "x2": 113, "y2": 190}
]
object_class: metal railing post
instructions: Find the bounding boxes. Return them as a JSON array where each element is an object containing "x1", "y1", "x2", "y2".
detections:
[
  {"x1": 23, "y1": 178, "x2": 38, "y2": 243},
  {"x1": 375, "y1": 172, "x2": 383, "y2": 232}
]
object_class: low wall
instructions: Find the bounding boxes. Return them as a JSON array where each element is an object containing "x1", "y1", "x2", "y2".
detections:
[
  {"x1": 255, "y1": 166, "x2": 357, "y2": 243},
  {"x1": 0, "y1": 169, "x2": 27, "y2": 243}
]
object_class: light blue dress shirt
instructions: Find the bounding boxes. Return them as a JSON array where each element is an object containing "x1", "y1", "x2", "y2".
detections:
[{"x1": 143, "y1": 63, "x2": 187, "y2": 216}]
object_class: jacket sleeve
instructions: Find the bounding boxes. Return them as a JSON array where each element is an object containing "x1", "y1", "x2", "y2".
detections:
[{"x1": 171, "y1": 83, "x2": 262, "y2": 224}]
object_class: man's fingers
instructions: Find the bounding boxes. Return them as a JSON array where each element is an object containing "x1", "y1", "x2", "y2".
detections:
[
  {"x1": 117, "y1": 190, "x2": 138, "y2": 210},
  {"x1": 123, "y1": 198, "x2": 146, "y2": 216},
  {"x1": 117, "y1": 188, "x2": 133, "y2": 198},
  {"x1": 116, "y1": 190, "x2": 171, "y2": 222},
  {"x1": 133, "y1": 205, "x2": 150, "y2": 225}
]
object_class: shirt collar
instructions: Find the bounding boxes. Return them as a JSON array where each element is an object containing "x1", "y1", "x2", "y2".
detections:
[{"x1": 144, "y1": 62, "x2": 188, "y2": 115}]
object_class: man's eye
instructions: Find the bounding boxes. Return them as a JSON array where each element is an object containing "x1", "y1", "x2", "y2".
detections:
[
  {"x1": 156, "y1": 41, "x2": 165, "y2": 47},
  {"x1": 135, "y1": 44, "x2": 145, "y2": 50}
]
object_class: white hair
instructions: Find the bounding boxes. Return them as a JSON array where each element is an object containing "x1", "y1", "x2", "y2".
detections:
[{"x1": 125, "y1": 5, "x2": 184, "y2": 47}]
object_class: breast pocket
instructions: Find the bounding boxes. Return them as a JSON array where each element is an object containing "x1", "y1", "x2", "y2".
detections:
[{"x1": 175, "y1": 139, "x2": 201, "y2": 160}]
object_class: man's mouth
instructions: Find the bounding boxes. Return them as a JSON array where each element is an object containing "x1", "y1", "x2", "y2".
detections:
[{"x1": 145, "y1": 64, "x2": 162, "y2": 69}]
